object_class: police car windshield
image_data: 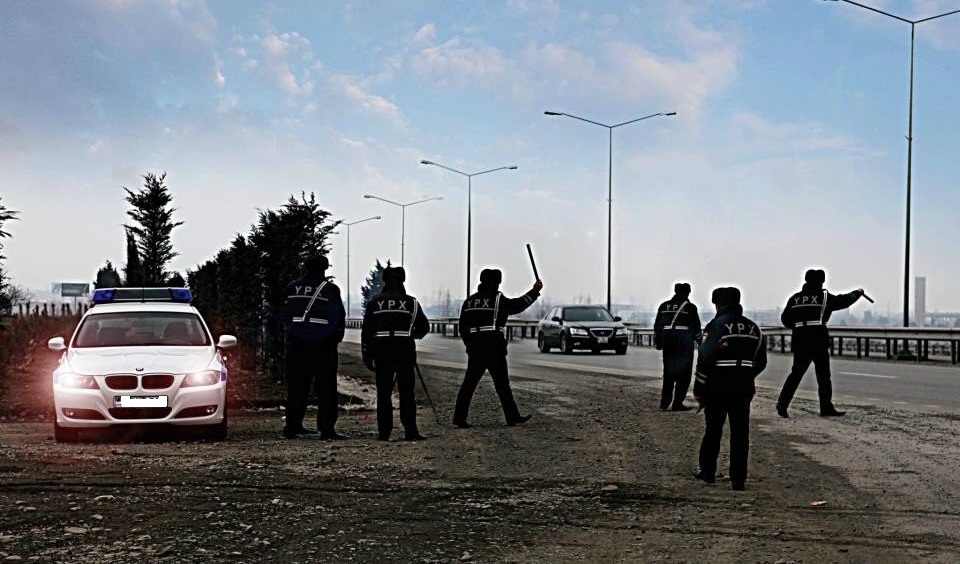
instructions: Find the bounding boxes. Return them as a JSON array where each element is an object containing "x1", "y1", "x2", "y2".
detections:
[
  {"x1": 563, "y1": 307, "x2": 614, "y2": 322},
  {"x1": 72, "y1": 312, "x2": 211, "y2": 348}
]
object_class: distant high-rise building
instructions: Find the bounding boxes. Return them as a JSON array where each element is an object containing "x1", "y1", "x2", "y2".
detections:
[{"x1": 915, "y1": 276, "x2": 926, "y2": 327}]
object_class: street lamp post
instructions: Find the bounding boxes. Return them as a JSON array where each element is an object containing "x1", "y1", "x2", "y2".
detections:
[
  {"x1": 544, "y1": 110, "x2": 676, "y2": 312},
  {"x1": 420, "y1": 160, "x2": 517, "y2": 298},
  {"x1": 342, "y1": 215, "x2": 381, "y2": 318},
  {"x1": 363, "y1": 194, "x2": 443, "y2": 266},
  {"x1": 825, "y1": 0, "x2": 960, "y2": 341}
]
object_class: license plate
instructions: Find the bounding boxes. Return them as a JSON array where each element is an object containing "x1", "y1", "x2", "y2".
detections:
[
  {"x1": 114, "y1": 395, "x2": 168, "y2": 408},
  {"x1": 597, "y1": 337, "x2": 609, "y2": 344}
]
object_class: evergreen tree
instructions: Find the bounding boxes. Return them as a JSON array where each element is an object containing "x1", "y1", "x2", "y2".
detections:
[
  {"x1": 167, "y1": 272, "x2": 186, "y2": 287},
  {"x1": 122, "y1": 231, "x2": 143, "y2": 287},
  {"x1": 0, "y1": 197, "x2": 20, "y2": 313},
  {"x1": 94, "y1": 260, "x2": 122, "y2": 288},
  {"x1": 124, "y1": 172, "x2": 183, "y2": 286},
  {"x1": 360, "y1": 259, "x2": 391, "y2": 313}
]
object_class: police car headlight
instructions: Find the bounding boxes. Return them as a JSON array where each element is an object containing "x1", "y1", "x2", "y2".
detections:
[
  {"x1": 569, "y1": 328, "x2": 589, "y2": 336},
  {"x1": 615, "y1": 328, "x2": 628, "y2": 336},
  {"x1": 181, "y1": 371, "x2": 220, "y2": 387},
  {"x1": 59, "y1": 374, "x2": 99, "y2": 389}
]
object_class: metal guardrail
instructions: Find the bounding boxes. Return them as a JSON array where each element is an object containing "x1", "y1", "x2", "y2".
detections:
[{"x1": 345, "y1": 318, "x2": 960, "y2": 365}]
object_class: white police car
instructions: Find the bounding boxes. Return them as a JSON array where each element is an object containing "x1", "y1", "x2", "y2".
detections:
[{"x1": 47, "y1": 288, "x2": 236, "y2": 442}]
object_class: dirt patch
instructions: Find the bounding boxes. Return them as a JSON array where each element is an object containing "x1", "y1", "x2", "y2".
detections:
[{"x1": 1, "y1": 342, "x2": 958, "y2": 562}]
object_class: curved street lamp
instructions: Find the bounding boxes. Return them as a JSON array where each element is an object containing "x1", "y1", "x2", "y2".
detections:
[
  {"x1": 544, "y1": 110, "x2": 676, "y2": 312},
  {"x1": 420, "y1": 160, "x2": 517, "y2": 297},
  {"x1": 341, "y1": 215, "x2": 381, "y2": 317},
  {"x1": 363, "y1": 194, "x2": 443, "y2": 267},
  {"x1": 824, "y1": 1, "x2": 960, "y2": 338}
]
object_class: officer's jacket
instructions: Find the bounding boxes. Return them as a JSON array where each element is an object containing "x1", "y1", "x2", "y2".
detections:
[
  {"x1": 781, "y1": 284, "x2": 860, "y2": 337},
  {"x1": 459, "y1": 285, "x2": 539, "y2": 353},
  {"x1": 281, "y1": 276, "x2": 346, "y2": 345},
  {"x1": 694, "y1": 305, "x2": 767, "y2": 399},
  {"x1": 360, "y1": 288, "x2": 430, "y2": 358},
  {"x1": 653, "y1": 295, "x2": 701, "y2": 350}
]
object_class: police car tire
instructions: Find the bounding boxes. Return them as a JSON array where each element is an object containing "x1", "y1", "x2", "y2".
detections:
[
  {"x1": 560, "y1": 334, "x2": 573, "y2": 355},
  {"x1": 205, "y1": 412, "x2": 228, "y2": 441},
  {"x1": 54, "y1": 421, "x2": 79, "y2": 443},
  {"x1": 537, "y1": 333, "x2": 551, "y2": 353}
]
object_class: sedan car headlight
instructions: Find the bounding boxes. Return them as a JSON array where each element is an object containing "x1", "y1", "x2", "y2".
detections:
[
  {"x1": 58, "y1": 374, "x2": 99, "y2": 389},
  {"x1": 615, "y1": 328, "x2": 628, "y2": 336},
  {"x1": 181, "y1": 370, "x2": 220, "y2": 387},
  {"x1": 569, "y1": 328, "x2": 589, "y2": 336}
]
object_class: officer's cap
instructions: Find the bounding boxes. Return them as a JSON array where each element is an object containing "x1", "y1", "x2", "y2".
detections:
[
  {"x1": 304, "y1": 254, "x2": 329, "y2": 273},
  {"x1": 804, "y1": 269, "x2": 826, "y2": 284},
  {"x1": 383, "y1": 266, "x2": 406, "y2": 285},
  {"x1": 711, "y1": 286, "x2": 741, "y2": 306},
  {"x1": 480, "y1": 268, "x2": 502, "y2": 285},
  {"x1": 674, "y1": 282, "x2": 691, "y2": 296}
]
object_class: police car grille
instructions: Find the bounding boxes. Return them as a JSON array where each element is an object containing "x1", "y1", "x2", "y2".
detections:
[
  {"x1": 105, "y1": 375, "x2": 138, "y2": 390},
  {"x1": 590, "y1": 329, "x2": 613, "y2": 337},
  {"x1": 142, "y1": 374, "x2": 174, "y2": 389},
  {"x1": 108, "y1": 407, "x2": 172, "y2": 420}
]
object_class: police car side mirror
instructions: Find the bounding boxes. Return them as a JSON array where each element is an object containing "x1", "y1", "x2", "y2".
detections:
[
  {"x1": 551, "y1": 316, "x2": 561, "y2": 323},
  {"x1": 614, "y1": 316, "x2": 622, "y2": 322},
  {"x1": 217, "y1": 335, "x2": 238, "y2": 349},
  {"x1": 48, "y1": 337, "x2": 66, "y2": 351}
]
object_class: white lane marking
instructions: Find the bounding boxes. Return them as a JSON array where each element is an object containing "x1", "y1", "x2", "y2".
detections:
[
  {"x1": 839, "y1": 371, "x2": 898, "y2": 380},
  {"x1": 525, "y1": 359, "x2": 652, "y2": 378}
]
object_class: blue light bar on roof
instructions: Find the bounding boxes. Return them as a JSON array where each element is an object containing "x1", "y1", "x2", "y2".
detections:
[
  {"x1": 92, "y1": 289, "x2": 116, "y2": 304},
  {"x1": 90, "y1": 288, "x2": 193, "y2": 304}
]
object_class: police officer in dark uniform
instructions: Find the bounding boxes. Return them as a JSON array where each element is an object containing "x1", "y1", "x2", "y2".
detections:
[
  {"x1": 281, "y1": 254, "x2": 346, "y2": 440},
  {"x1": 653, "y1": 282, "x2": 701, "y2": 411},
  {"x1": 361, "y1": 266, "x2": 430, "y2": 441},
  {"x1": 453, "y1": 269, "x2": 543, "y2": 428},
  {"x1": 776, "y1": 269, "x2": 865, "y2": 418},
  {"x1": 692, "y1": 287, "x2": 767, "y2": 491}
]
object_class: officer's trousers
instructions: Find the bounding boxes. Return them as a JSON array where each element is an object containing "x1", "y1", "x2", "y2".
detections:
[
  {"x1": 698, "y1": 395, "x2": 751, "y2": 485},
  {"x1": 453, "y1": 351, "x2": 522, "y2": 424},
  {"x1": 660, "y1": 345, "x2": 694, "y2": 409},
  {"x1": 373, "y1": 350, "x2": 418, "y2": 439},
  {"x1": 284, "y1": 341, "x2": 339, "y2": 434},
  {"x1": 777, "y1": 339, "x2": 834, "y2": 411}
]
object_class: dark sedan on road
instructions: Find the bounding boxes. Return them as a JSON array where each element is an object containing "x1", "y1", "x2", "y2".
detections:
[{"x1": 537, "y1": 305, "x2": 629, "y2": 355}]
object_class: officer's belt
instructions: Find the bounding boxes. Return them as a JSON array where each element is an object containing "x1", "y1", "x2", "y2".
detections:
[
  {"x1": 715, "y1": 359, "x2": 754, "y2": 367},
  {"x1": 795, "y1": 320, "x2": 822, "y2": 327},
  {"x1": 374, "y1": 330, "x2": 412, "y2": 338},
  {"x1": 468, "y1": 326, "x2": 502, "y2": 334},
  {"x1": 663, "y1": 325, "x2": 690, "y2": 330}
]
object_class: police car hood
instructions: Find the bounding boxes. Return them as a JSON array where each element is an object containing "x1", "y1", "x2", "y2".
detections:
[
  {"x1": 566, "y1": 320, "x2": 624, "y2": 329},
  {"x1": 67, "y1": 347, "x2": 214, "y2": 375}
]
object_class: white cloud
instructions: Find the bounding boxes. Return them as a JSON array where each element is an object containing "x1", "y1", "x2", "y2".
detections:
[
  {"x1": 331, "y1": 74, "x2": 406, "y2": 128},
  {"x1": 413, "y1": 23, "x2": 436, "y2": 45},
  {"x1": 255, "y1": 32, "x2": 314, "y2": 94},
  {"x1": 411, "y1": 36, "x2": 510, "y2": 87}
]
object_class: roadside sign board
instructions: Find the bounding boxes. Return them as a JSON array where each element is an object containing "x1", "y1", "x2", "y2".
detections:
[{"x1": 52, "y1": 282, "x2": 90, "y2": 298}]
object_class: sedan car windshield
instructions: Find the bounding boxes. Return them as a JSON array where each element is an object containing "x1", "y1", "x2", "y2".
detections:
[
  {"x1": 563, "y1": 307, "x2": 614, "y2": 322},
  {"x1": 72, "y1": 311, "x2": 211, "y2": 348}
]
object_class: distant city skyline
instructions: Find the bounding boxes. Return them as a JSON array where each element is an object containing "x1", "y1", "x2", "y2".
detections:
[{"x1": 2, "y1": 1, "x2": 959, "y2": 315}]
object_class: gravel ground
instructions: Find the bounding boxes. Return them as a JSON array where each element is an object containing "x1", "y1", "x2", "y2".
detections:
[{"x1": 1, "y1": 342, "x2": 958, "y2": 562}]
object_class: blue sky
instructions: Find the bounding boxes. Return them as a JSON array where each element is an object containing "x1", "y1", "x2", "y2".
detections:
[{"x1": 2, "y1": 0, "x2": 959, "y2": 317}]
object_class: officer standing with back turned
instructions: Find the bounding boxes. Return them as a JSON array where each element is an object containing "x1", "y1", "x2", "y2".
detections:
[
  {"x1": 692, "y1": 287, "x2": 767, "y2": 491},
  {"x1": 361, "y1": 266, "x2": 430, "y2": 441},
  {"x1": 776, "y1": 269, "x2": 865, "y2": 418},
  {"x1": 453, "y1": 268, "x2": 542, "y2": 428},
  {"x1": 281, "y1": 254, "x2": 347, "y2": 440},
  {"x1": 653, "y1": 282, "x2": 701, "y2": 411}
]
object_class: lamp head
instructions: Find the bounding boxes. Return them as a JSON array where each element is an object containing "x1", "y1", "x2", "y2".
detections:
[
  {"x1": 508, "y1": 166, "x2": 518, "y2": 170},
  {"x1": 363, "y1": 194, "x2": 373, "y2": 198},
  {"x1": 420, "y1": 159, "x2": 433, "y2": 165},
  {"x1": 664, "y1": 112, "x2": 677, "y2": 116},
  {"x1": 544, "y1": 111, "x2": 563, "y2": 116}
]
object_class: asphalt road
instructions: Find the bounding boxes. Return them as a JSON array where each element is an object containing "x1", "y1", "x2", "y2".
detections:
[{"x1": 345, "y1": 329, "x2": 960, "y2": 413}]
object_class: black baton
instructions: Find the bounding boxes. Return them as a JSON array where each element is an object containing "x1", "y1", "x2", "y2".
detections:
[{"x1": 526, "y1": 243, "x2": 540, "y2": 281}]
